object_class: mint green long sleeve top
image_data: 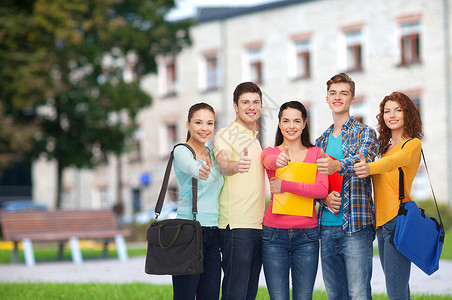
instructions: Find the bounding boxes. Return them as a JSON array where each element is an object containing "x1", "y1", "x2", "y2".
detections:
[{"x1": 173, "y1": 145, "x2": 224, "y2": 227}]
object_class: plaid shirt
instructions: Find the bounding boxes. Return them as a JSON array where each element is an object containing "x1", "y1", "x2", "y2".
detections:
[{"x1": 316, "y1": 117, "x2": 378, "y2": 236}]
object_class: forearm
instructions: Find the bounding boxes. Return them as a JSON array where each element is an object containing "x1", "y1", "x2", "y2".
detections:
[{"x1": 216, "y1": 150, "x2": 239, "y2": 176}]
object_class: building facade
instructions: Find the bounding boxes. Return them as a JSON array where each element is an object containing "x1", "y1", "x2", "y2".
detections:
[{"x1": 34, "y1": 0, "x2": 452, "y2": 216}]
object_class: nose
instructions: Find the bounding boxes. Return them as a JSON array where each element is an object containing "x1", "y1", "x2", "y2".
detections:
[{"x1": 389, "y1": 110, "x2": 396, "y2": 118}]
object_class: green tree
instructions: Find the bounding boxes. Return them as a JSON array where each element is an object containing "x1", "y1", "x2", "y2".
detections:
[{"x1": 0, "y1": 0, "x2": 192, "y2": 207}]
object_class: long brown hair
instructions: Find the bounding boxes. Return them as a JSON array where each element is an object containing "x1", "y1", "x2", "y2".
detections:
[
  {"x1": 186, "y1": 102, "x2": 215, "y2": 142},
  {"x1": 274, "y1": 101, "x2": 313, "y2": 148},
  {"x1": 377, "y1": 92, "x2": 423, "y2": 155}
]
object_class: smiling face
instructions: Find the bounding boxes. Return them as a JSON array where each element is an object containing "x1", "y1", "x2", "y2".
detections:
[
  {"x1": 278, "y1": 107, "x2": 305, "y2": 143},
  {"x1": 383, "y1": 100, "x2": 405, "y2": 133},
  {"x1": 326, "y1": 82, "x2": 355, "y2": 115},
  {"x1": 186, "y1": 109, "x2": 215, "y2": 144},
  {"x1": 233, "y1": 92, "x2": 262, "y2": 130}
]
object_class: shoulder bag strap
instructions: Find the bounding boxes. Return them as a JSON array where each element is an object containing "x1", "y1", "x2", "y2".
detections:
[
  {"x1": 398, "y1": 141, "x2": 444, "y2": 230},
  {"x1": 397, "y1": 139, "x2": 413, "y2": 203},
  {"x1": 154, "y1": 143, "x2": 199, "y2": 220},
  {"x1": 420, "y1": 149, "x2": 444, "y2": 229}
]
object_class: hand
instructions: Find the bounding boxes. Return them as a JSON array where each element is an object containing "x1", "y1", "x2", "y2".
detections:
[
  {"x1": 276, "y1": 144, "x2": 290, "y2": 168},
  {"x1": 316, "y1": 149, "x2": 341, "y2": 175},
  {"x1": 236, "y1": 147, "x2": 252, "y2": 173},
  {"x1": 199, "y1": 163, "x2": 211, "y2": 180},
  {"x1": 269, "y1": 177, "x2": 282, "y2": 194},
  {"x1": 324, "y1": 191, "x2": 342, "y2": 214},
  {"x1": 354, "y1": 150, "x2": 370, "y2": 178}
]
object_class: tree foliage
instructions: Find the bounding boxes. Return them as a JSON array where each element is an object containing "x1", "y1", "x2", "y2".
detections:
[{"x1": 0, "y1": 0, "x2": 192, "y2": 207}]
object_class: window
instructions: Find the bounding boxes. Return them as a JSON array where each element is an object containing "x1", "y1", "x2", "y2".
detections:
[
  {"x1": 166, "y1": 123, "x2": 177, "y2": 149},
  {"x1": 294, "y1": 40, "x2": 311, "y2": 78},
  {"x1": 205, "y1": 55, "x2": 219, "y2": 91},
  {"x1": 350, "y1": 96, "x2": 365, "y2": 123},
  {"x1": 345, "y1": 30, "x2": 363, "y2": 72},
  {"x1": 404, "y1": 90, "x2": 422, "y2": 119},
  {"x1": 128, "y1": 126, "x2": 143, "y2": 163},
  {"x1": 159, "y1": 57, "x2": 178, "y2": 97},
  {"x1": 249, "y1": 48, "x2": 263, "y2": 84},
  {"x1": 158, "y1": 121, "x2": 178, "y2": 157},
  {"x1": 400, "y1": 21, "x2": 421, "y2": 65},
  {"x1": 165, "y1": 60, "x2": 177, "y2": 96}
]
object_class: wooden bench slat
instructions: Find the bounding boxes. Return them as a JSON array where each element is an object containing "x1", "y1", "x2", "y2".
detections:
[{"x1": 0, "y1": 210, "x2": 131, "y2": 265}]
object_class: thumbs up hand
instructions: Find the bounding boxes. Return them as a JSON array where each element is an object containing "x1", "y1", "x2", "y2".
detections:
[
  {"x1": 353, "y1": 150, "x2": 370, "y2": 178},
  {"x1": 276, "y1": 144, "x2": 290, "y2": 168},
  {"x1": 316, "y1": 149, "x2": 340, "y2": 175},
  {"x1": 199, "y1": 163, "x2": 211, "y2": 180},
  {"x1": 237, "y1": 147, "x2": 252, "y2": 173}
]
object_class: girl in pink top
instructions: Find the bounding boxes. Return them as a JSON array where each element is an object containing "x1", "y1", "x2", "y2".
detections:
[{"x1": 261, "y1": 101, "x2": 328, "y2": 300}]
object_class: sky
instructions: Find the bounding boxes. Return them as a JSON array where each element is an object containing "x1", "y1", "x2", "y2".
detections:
[{"x1": 167, "y1": 0, "x2": 282, "y2": 20}]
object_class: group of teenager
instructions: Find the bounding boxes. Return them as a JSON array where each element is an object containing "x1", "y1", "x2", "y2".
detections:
[{"x1": 170, "y1": 73, "x2": 423, "y2": 300}]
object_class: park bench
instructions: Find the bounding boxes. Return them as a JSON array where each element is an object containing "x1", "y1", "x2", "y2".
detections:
[{"x1": 0, "y1": 209, "x2": 130, "y2": 267}]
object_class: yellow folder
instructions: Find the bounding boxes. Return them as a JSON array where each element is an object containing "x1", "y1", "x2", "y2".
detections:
[{"x1": 272, "y1": 162, "x2": 317, "y2": 217}]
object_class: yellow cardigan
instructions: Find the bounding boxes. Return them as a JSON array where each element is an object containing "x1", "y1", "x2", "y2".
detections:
[{"x1": 369, "y1": 138, "x2": 422, "y2": 228}]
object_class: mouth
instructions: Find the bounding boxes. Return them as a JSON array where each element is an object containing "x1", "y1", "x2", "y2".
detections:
[
  {"x1": 246, "y1": 112, "x2": 256, "y2": 117},
  {"x1": 332, "y1": 101, "x2": 343, "y2": 106},
  {"x1": 286, "y1": 131, "x2": 297, "y2": 136},
  {"x1": 388, "y1": 120, "x2": 399, "y2": 125},
  {"x1": 198, "y1": 133, "x2": 210, "y2": 138}
]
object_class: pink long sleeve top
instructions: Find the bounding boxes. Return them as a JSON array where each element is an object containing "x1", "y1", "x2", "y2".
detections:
[{"x1": 261, "y1": 146, "x2": 329, "y2": 229}]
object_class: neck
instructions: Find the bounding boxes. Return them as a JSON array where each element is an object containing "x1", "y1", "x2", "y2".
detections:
[
  {"x1": 332, "y1": 112, "x2": 350, "y2": 136},
  {"x1": 236, "y1": 118, "x2": 256, "y2": 131},
  {"x1": 391, "y1": 128, "x2": 406, "y2": 146},
  {"x1": 282, "y1": 139, "x2": 307, "y2": 151},
  {"x1": 186, "y1": 139, "x2": 206, "y2": 155}
]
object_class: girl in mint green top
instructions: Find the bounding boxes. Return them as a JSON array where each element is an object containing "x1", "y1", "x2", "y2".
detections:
[
  {"x1": 171, "y1": 102, "x2": 223, "y2": 300},
  {"x1": 173, "y1": 145, "x2": 223, "y2": 226}
]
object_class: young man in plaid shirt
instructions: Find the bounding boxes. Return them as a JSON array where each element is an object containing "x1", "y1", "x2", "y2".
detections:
[{"x1": 316, "y1": 73, "x2": 378, "y2": 300}]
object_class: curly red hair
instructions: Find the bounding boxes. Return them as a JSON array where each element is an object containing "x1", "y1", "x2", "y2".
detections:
[{"x1": 376, "y1": 92, "x2": 423, "y2": 155}]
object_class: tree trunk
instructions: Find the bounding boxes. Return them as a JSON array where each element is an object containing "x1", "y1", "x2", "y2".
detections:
[
  {"x1": 56, "y1": 160, "x2": 63, "y2": 209},
  {"x1": 114, "y1": 153, "x2": 124, "y2": 217}
]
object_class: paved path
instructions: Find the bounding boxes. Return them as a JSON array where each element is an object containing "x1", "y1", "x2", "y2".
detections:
[{"x1": 0, "y1": 256, "x2": 451, "y2": 295}]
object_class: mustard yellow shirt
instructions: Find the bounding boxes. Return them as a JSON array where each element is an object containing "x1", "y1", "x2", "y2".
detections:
[
  {"x1": 369, "y1": 138, "x2": 422, "y2": 228},
  {"x1": 213, "y1": 122, "x2": 265, "y2": 229}
]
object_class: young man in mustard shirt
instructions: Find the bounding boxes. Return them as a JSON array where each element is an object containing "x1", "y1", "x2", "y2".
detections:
[{"x1": 213, "y1": 81, "x2": 266, "y2": 300}]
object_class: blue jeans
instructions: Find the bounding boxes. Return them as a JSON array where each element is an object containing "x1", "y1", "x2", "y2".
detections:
[
  {"x1": 172, "y1": 227, "x2": 221, "y2": 300},
  {"x1": 377, "y1": 217, "x2": 411, "y2": 300},
  {"x1": 219, "y1": 226, "x2": 262, "y2": 300},
  {"x1": 320, "y1": 225, "x2": 374, "y2": 300},
  {"x1": 262, "y1": 226, "x2": 319, "y2": 300}
]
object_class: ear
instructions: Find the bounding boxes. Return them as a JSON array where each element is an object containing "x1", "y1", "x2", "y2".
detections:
[
  {"x1": 351, "y1": 96, "x2": 356, "y2": 104},
  {"x1": 233, "y1": 101, "x2": 239, "y2": 114},
  {"x1": 186, "y1": 121, "x2": 190, "y2": 131}
]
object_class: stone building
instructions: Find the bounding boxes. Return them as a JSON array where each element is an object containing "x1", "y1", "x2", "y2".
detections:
[{"x1": 33, "y1": 0, "x2": 452, "y2": 217}]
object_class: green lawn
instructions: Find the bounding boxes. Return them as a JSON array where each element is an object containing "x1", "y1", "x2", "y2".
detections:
[{"x1": 0, "y1": 283, "x2": 451, "y2": 300}]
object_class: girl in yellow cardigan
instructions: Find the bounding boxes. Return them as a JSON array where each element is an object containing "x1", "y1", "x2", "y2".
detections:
[{"x1": 354, "y1": 92, "x2": 423, "y2": 300}]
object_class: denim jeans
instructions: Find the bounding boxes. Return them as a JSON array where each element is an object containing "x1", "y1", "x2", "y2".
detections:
[
  {"x1": 262, "y1": 226, "x2": 319, "y2": 300},
  {"x1": 320, "y1": 225, "x2": 374, "y2": 300},
  {"x1": 377, "y1": 217, "x2": 411, "y2": 300},
  {"x1": 219, "y1": 226, "x2": 262, "y2": 300},
  {"x1": 172, "y1": 227, "x2": 221, "y2": 300}
]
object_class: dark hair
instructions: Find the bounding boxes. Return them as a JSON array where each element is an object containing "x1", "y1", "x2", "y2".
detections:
[
  {"x1": 274, "y1": 101, "x2": 314, "y2": 148},
  {"x1": 186, "y1": 102, "x2": 215, "y2": 142},
  {"x1": 233, "y1": 82, "x2": 262, "y2": 105},
  {"x1": 377, "y1": 92, "x2": 423, "y2": 155},
  {"x1": 326, "y1": 73, "x2": 355, "y2": 97}
]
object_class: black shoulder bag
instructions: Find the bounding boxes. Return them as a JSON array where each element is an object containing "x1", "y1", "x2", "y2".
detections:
[
  {"x1": 391, "y1": 140, "x2": 445, "y2": 275},
  {"x1": 145, "y1": 143, "x2": 203, "y2": 276}
]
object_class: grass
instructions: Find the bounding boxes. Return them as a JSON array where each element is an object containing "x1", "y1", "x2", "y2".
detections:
[{"x1": 0, "y1": 283, "x2": 451, "y2": 300}]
